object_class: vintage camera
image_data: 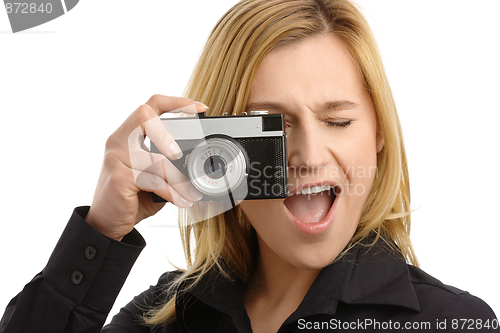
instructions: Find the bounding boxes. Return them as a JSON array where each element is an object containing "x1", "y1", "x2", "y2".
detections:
[{"x1": 150, "y1": 111, "x2": 288, "y2": 203}]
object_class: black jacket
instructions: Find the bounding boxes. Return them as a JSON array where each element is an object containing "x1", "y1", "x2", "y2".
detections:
[{"x1": 1, "y1": 206, "x2": 498, "y2": 332}]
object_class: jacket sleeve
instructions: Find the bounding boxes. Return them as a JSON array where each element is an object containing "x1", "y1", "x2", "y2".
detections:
[
  {"x1": 0, "y1": 206, "x2": 146, "y2": 333},
  {"x1": 436, "y1": 292, "x2": 499, "y2": 333}
]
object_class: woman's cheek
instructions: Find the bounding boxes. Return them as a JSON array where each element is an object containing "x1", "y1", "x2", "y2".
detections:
[{"x1": 337, "y1": 137, "x2": 378, "y2": 197}]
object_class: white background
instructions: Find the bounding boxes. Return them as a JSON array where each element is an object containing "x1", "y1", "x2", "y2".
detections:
[{"x1": 1, "y1": 0, "x2": 499, "y2": 325}]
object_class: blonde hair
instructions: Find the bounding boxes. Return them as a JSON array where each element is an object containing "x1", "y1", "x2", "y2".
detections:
[{"x1": 145, "y1": 0, "x2": 417, "y2": 325}]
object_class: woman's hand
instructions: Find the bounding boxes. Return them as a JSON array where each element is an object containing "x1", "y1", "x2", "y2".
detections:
[{"x1": 85, "y1": 95, "x2": 207, "y2": 240}]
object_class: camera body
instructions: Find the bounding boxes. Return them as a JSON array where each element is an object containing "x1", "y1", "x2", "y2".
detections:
[{"x1": 150, "y1": 111, "x2": 288, "y2": 202}]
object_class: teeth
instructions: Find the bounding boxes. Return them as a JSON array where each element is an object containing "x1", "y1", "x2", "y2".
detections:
[
  {"x1": 313, "y1": 185, "x2": 325, "y2": 194},
  {"x1": 296, "y1": 184, "x2": 332, "y2": 195},
  {"x1": 301, "y1": 187, "x2": 311, "y2": 195}
]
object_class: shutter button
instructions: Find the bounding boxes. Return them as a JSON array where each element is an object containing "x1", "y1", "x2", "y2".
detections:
[
  {"x1": 71, "y1": 271, "x2": 83, "y2": 285},
  {"x1": 85, "y1": 246, "x2": 97, "y2": 260}
]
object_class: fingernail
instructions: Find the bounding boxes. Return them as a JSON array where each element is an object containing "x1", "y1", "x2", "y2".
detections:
[
  {"x1": 168, "y1": 142, "x2": 183, "y2": 160},
  {"x1": 189, "y1": 187, "x2": 203, "y2": 201},
  {"x1": 193, "y1": 101, "x2": 209, "y2": 110},
  {"x1": 180, "y1": 197, "x2": 194, "y2": 208}
]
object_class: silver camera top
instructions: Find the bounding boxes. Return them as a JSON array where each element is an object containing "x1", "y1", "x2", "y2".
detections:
[
  {"x1": 160, "y1": 111, "x2": 284, "y2": 141},
  {"x1": 249, "y1": 110, "x2": 269, "y2": 115}
]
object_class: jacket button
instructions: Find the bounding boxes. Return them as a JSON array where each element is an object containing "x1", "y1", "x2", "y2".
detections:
[
  {"x1": 71, "y1": 271, "x2": 84, "y2": 285},
  {"x1": 85, "y1": 246, "x2": 97, "y2": 260}
]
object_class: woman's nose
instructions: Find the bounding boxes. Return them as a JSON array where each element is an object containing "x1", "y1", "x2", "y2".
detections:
[{"x1": 287, "y1": 120, "x2": 329, "y2": 174}]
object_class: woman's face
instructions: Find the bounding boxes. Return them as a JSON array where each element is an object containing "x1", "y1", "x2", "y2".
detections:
[{"x1": 239, "y1": 34, "x2": 384, "y2": 270}]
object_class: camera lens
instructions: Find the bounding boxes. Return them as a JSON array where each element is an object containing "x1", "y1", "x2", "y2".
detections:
[
  {"x1": 203, "y1": 155, "x2": 227, "y2": 179},
  {"x1": 187, "y1": 137, "x2": 247, "y2": 197}
]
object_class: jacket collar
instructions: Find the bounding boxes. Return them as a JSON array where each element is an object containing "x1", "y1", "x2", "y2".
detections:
[
  {"x1": 179, "y1": 236, "x2": 420, "y2": 319},
  {"x1": 177, "y1": 265, "x2": 245, "y2": 312},
  {"x1": 339, "y1": 239, "x2": 420, "y2": 312}
]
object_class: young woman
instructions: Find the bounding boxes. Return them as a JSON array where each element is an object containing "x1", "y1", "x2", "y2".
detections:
[{"x1": 1, "y1": 0, "x2": 497, "y2": 332}]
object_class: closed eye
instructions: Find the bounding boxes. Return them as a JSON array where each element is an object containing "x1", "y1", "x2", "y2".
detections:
[
  {"x1": 326, "y1": 120, "x2": 353, "y2": 128},
  {"x1": 283, "y1": 119, "x2": 353, "y2": 130}
]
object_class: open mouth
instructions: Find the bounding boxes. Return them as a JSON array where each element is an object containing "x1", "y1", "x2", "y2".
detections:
[{"x1": 283, "y1": 185, "x2": 339, "y2": 224}]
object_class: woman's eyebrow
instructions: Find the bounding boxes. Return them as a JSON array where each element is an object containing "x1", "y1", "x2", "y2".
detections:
[
  {"x1": 245, "y1": 102, "x2": 286, "y2": 112},
  {"x1": 245, "y1": 100, "x2": 359, "y2": 113},
  {"x1": 319, "y1": 100, "x2": 359, "y2": 112}
]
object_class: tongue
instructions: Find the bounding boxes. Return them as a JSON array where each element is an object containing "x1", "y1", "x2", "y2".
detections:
[{"x1": 284, "y1": 191, "x2": 334, "y2": 223}]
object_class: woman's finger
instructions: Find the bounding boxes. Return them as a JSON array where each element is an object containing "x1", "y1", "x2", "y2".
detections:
[
  {"x1": 133, "y1": 170, "x2": 194, "y2": 208},
  {"x1": 143, "y1": 116, "x2": 184, "y2": 160},
  {"x1": 115, "y1": 95, "x2": 207, "y2": 154},
  {"x1": 145, "y1": 94, "x2": 208, "y2": 116},
  {"x1": 129, "y1": 148, "x2": 203, "y2": 202}
]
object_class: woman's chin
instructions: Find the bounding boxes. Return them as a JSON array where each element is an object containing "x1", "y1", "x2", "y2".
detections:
[
  {"x1": 290, "y1": 257, "x2": 336, "y2": 271},
  {"x1": 279, "y1": 240, "x2": 347, "y2": 271}
]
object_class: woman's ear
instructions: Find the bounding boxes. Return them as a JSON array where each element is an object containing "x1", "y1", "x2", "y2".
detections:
[{"x1": 376, "y1": 124, "x2": 384, "y2": 153}]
